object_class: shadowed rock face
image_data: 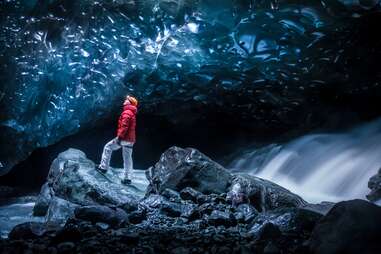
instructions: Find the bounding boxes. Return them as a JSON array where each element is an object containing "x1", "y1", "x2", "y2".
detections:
[
  {"x1": 1, "y1": 0, "x2": 381, "y2": 175},
  {"x1": 367, "y1": 168, "x2": 381, "y2": 202},
  {"x1": 33, "y1": 148, "x2": 148, "y2": 222},
  {"x1": 309, "y1": 199, "x2": 381, "y2": 254}
]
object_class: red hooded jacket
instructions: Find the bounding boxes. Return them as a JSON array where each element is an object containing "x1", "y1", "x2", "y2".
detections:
[{"x1": 117, "y1": 104, "x2": 137, "y2": 143}]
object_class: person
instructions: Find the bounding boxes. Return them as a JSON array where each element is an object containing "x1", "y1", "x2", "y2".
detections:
[{"x1": 98, "y1": 95, "x2": 138, "y2": 185}]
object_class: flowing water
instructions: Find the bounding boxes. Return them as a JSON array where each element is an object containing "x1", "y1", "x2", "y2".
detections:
[{"x1": 229, "y1": 119, "x2": 381, "y2": 203}]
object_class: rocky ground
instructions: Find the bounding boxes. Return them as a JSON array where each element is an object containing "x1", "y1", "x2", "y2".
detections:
[{"x1": 0, "y1": 147, "x2": 381, "y2": 254}]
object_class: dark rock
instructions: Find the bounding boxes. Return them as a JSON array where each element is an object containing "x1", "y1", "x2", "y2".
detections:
[
  {"x1": 250, "y1": 207, "x2": 322, "y2": 236},
  {"x1": 45, "y1": 197, "x2": 78, "y2": 224},
  {"x1": 57, "y1": 242, "x2": 75, "y2": 254},
  {"x1": 52, "y1": 224, "x2": 82, "y2": 244},
  {"x1": 256, "y1": 223, "x2": 281, "y2": 241},
  {"x1": 208, "y1": 210, "x2": 236, "y2": 227},
  {"x1": 33, "y1": 183, "x2": 53, "y2": 216},
  {"x1": 74, "y1": 205, "x2": 127, "y2": 227},
  {"x1": 162, "y1": 188, "x2": 182, "y2": 203},
  {"x1": 263, "y1": 241, "x2": 280, "y2": 254},
  {"x1": 235, "y1": 204, "x2": 258, "y2": 224},
  {"x1": 146, "y1": 147, "x2": 232, "y2": 195},
  {"x1": 128, "y1": 210, "x2": 147, "y2": 224},
  {"x1": 309, "y1": 199, "x2": 381, "y2": 254},
  {"x1": 367, "y1": 168, "x2": 381, "y2": 202},
  {"x1": 119, "y1": 200, "x2": 139, "y2": 213},
  {"x1": 33, "y1": 148, "x2": 148, "y2": 225},
  {"x1": 180, "y1": 187, "x2": 205, "y2": 203},
  {"x1": 229, "y1": 174, "x2": 306, "y2": 212},
  {"x1": 8, "y1": 222, "x2": 47, "y2": 240}
]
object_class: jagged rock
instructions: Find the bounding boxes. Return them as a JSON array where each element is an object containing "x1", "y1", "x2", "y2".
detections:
[
  {"x1": 256, "y1": 223, "x2": 281, "y2": 241},
  {"x1": 309, "y1": 199, "x2": 381, "y2": 254},
  {"x1": 207, "y1": 210, "x2": 236, "y2": 227},
  {"x1": 367, "y1": 168, "x2": 381, "y2": 202},
  {"x1": 250, "y1": 207, "x2": 322, "y2": 236},
  {"x1": 33, "y1": 148, "x2": 148, "y2": 225},
  {"x1": 74, "y1": 205, "x2": 128, "y2": 227},
  {"x1": 33, "y1": 183, "x2": 53, "y2": 216},
  {"x1": 162, "y1": 189, "x2": 182, "y2": 203},
  {"x1": 128, "y1": 210, "x2": 147, "y2": 224},
  {"x1": 180, "y1": 187, "x2": 206, "y2": 204},
  {"x1": 228, "y1": 174, "x2": 306, "y2": 212},
  {"x1": 140, "y1": 194, "x2": 196, "y2": 219},
  {"x1": 146, "y1": 147, "x2": 232, "y2": 195},
  {"x1": 234, "y1": 204, "x2": 258, "y2": 224},
  {"x1": 45, "y1": 197, "x2": 78, "y2": 224}
]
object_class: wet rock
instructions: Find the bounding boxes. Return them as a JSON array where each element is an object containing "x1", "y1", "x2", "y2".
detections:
[
  {"x1": 235, "y1": 204, "x2": 258, "y2": 224},
  {"x1": 52, "y1": 224, "x2": 82, "y2": 244},
  {"x1": 57, "y1": 242, "x2": 75, "y2": 254},
  {"x1": 256, "y1": 223, "x2": 281, "y2": 241},
  {"x1": 367, "y1": 168, "x2": 381, "y2": 202},
  {"x1": 33, "y1": 183, "x2": 53, "y2": 216},
  {"x1": 207, "y1": 210, "x2": 236, "y2": 227},
  {"x1": 74, "y1": 205, "x2": 128, "y2": 227},
  {"x1": 146, "y1": 147, "x2": 232, "y2": 195},
  {"x1": 180, "y1": 187, "x2": 206, "y2": 204},
  {"x1": 309, "y1": 199, "x2": 381, "y2": 254},
  {"x1": 9, "y1": 222, "x2": 47, "y2": 240},
  {"x1": 229, "y1": 174, "x2": 306, "y2": 212},
  {"x1": 45, "y1": 197, "x2": 78, "y2": 224},
  {"x1": 263, "y1": 241, "x2": 280, "y2": 254},
  {"x1": 119, "y1": 200, "x2": 139, "y2": 213},
  {"x1": 162, "y1": 188, "x2": 182, "y2": 203},
  {"x1": 128, "y1": 210, "x2": 147, "y2": 224},
  {"x1": 33, "y1": 148, "x2": 148, "y2": 225},
  {"x1": 250, "y1": 207, "x2": 322, "y2": 236}
]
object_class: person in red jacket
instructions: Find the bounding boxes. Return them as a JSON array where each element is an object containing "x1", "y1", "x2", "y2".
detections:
[{"x1": 98, "y1": 95, "x2": 138, "y2": 185}]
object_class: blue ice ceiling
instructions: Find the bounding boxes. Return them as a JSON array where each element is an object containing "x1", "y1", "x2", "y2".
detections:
[{"x1": 1, "y1": 0, "x2": 381, "y2": 174}]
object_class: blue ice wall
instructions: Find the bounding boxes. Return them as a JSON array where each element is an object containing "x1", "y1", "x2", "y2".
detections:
[{"x1": 0, "y1": 0, "x2": 381, "y2": 174}]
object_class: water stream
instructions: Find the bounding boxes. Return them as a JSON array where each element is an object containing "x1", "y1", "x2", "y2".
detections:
[{"x1": 229, "y1": 119, "x2": 381, "y2": 203}]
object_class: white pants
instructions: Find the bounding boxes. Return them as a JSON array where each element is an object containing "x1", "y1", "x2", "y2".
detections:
[{"x1": 100, "y1": 137, "x2": 134, "y2": 179}]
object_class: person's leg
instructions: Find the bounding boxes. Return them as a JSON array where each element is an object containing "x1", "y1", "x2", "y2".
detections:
[
  {"x1": 122, "y1": 144, "x2": 133, "y2": 182},
  {"x1": 99, "y1": 138, "x2": 121, "y2": 171}
]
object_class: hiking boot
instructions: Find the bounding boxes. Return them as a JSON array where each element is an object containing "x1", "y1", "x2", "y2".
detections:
[
  {"x1": 121, "y1": 178, "x2": 132, "y2": 185},
  {"x1": 96, "y1": 165, "x2": 108, "y2": 174}
]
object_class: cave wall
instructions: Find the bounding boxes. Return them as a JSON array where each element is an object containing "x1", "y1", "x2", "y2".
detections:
[{"x1": 1, "y1": 0, "x2": 381, "y2": 176}]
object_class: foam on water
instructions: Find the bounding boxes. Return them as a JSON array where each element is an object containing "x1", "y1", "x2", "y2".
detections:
[{"x1": 230, "y1": 118, "x2": 381, "y2": 203}]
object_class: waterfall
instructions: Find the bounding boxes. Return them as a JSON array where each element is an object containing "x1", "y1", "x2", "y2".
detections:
[{"x1": 229, "y1": 119, "x2": 381, "y2": 203}]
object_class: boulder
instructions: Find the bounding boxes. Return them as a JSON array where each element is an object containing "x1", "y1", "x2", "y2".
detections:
[
  {"x1": 207, "y1": 210, "x2": 236, "y2": 227},
  {"x1": 146, "y1": 147, "x2": 232, "y2": 195},
  {"x1": 250, "y1": 207, "x2": 322, "y2": 236},
  {"x1": 228, "y1": 174, "x2": 306, "y2": 212},
  {"x1": 33, "y1": 183, "x2": 54, "y2": 216},
  {"x1": 45, "y1": 197, "x2": 78, "y2": 224},
  {"x1": 74, "y1": 205, "x2": 128, "y2": 227},
  {"x1": 180, "y1": 187, "x2": 206, "y2": 204},
  {"x1": 33, "y1": 148, "x2": 148, "y2": 224},
  {"x1": 309, "y1": 199, "x2": 381, "y2": 254},
  {"x1": 367, "y1": 168, "x2": 381, "y2": 202}
]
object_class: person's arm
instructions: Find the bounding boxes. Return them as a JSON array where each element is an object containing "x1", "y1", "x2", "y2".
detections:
[{"x1": 117, "y1": 114, "x2": 131, "y2": 139}]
